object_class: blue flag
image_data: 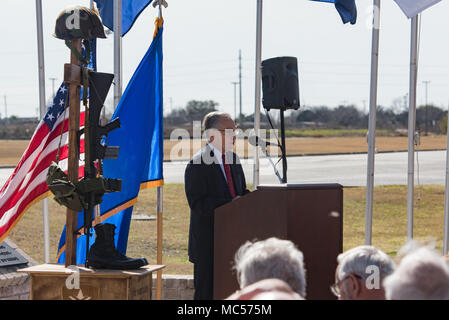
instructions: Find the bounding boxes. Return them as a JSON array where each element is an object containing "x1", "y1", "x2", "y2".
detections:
[
  {"x1": 57, "y1": 18, "x2": 164, "y2": 264},
  {"x1": 82, "y1": 39, "x2": 97, "y2": 71},
  {"x1": 311, "y1": 0, "x2": 357, "y2": 25},
  {"x1": 80, "y1": 39, "x2": 97, "y2": 99},
  {"x1": 94, "y1": 0, "x2": 154, "y2": 36}
]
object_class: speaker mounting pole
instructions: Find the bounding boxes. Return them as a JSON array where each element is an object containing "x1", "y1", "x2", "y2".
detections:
[{"x1": 280, "y1": 109, "x2": 287, "y2": 183}]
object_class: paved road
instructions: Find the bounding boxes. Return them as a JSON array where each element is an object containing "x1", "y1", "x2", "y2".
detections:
[
  {"x1": 1, "y1": 150, "x2": 447, "y2": 188},
  {"x1": 164, "y1": 150, "x2": 447, "y2": 186}
]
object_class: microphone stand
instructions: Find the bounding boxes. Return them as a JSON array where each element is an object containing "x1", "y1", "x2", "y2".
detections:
[
  {"x1": 258, "y1": 142, "x2": 283, "y2": 184},
  {"x1": 263, "y1": 108, "x2": 288, "y2": 184}
]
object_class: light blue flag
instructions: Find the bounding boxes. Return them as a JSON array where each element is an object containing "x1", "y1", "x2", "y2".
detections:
[
  {"x1": 311, "y1": 0, "x2": 357, "y2": 24},
  {"x1": 57, "y1": 19, "x2": 164, "y2": 264},
  {"x1": 94, "y1": 0, "x2": 154, "y2": 36},
  {"x1": 394, "y1": 0, "x2": 441, "y2": 18}
]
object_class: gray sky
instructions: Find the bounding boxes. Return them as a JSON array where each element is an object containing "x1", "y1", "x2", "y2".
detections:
[{"x1": 1, "y1": 0, "x2": 449, "y2": 118}]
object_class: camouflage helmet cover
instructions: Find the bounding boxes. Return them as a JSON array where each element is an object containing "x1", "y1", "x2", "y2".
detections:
[{"x1": 54, "y1": 6, "x2": 106, "y2": 40}]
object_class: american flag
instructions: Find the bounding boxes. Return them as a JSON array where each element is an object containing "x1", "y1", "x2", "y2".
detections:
[{"x1": 0, "y1": 83, "x2": 85, "y2": 242}]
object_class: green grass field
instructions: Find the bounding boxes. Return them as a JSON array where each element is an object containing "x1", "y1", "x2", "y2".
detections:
[{"x1": 7, "y1": 184, "x2": 447, "y2": 274}]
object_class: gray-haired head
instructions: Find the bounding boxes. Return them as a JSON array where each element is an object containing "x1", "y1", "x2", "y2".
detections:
[
  {"x1": 383, "y1": 245, "x2": 449, "y2": 300},
  {"x1": 233, "y1": 237, "x2": 307, "y2": 297},
  {"x1": 337, "y1": 246, "x2": 396, "y2": 286}
]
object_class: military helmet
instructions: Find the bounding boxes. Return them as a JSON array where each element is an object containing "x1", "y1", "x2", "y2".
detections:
[{"x1": 54, "y1": 6, "x2": 106, "y2": 40}]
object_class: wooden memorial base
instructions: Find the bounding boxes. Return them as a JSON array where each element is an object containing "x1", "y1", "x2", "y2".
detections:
[{"x1": 18, "y1": 263, "x2": 165, "y2": 300}]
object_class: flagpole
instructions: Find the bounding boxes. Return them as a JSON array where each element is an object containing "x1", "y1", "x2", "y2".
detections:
[
  {"x1": 364, "y1": 0, "x2": 381, "y2": 245},
  {"x1": 155, "y1": 1, "x2": 164, "y2": 300},
  {"x1": 35, "y1": 0, "x2": 50, "y2": 263},
  {"x1": 253, "y1": 0, "x2": 263, "y2": 189},
  {"x1": 156, "y1": 185, "x2": 163, "y2": 299},
  {"x1": 114, "y1": 0, "x2": 123, "y2": 108},
  {"x1": 443, "y1": 102, "x2": 449, "y2": 255},
  {"x1": 407, "y1": 14, "x2": 419, "y2": 241}
]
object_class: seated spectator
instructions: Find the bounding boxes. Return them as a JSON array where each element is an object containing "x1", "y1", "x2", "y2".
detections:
[
  {"x1": 383, "y1": 244, "x2": 449, "y2": 300},
  {"x1": 333, "y1": 246, "x2": 395, "y2": 300},
  {"x1": 226, "y1": 278, "x2": 303, "y2": 300},
  {"x1": 232, "y1": 237, "x2": 307, "y2": 298}
]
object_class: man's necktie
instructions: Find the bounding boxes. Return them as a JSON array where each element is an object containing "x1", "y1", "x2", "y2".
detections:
[{"x1": 222, "y1": 153, "x2": 236, "y2": 198}]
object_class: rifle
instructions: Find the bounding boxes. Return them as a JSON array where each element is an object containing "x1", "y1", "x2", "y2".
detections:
[{"x1": 81, "y1": 69, "x2": 121, "y2": 267}]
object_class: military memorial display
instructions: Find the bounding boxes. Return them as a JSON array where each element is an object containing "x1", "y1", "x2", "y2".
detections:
[
  {"x1": 16, "y1": 4, "x2": 166, "y2": 300},
  {"x1": 46, "y1": 6, "x2": 148, "y2": 270}
]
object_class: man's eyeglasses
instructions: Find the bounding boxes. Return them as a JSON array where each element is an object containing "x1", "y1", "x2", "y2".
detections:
[
  {"x1": 217, "y1": 128, "x2": 240, "y2": 136},
  {"x1": 330, "y1": 273, "x2": 362, "y2": 298}
]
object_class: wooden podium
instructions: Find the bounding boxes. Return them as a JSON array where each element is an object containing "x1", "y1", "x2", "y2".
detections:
[
  {"x1": 18, "y1": 263, "x2": 165, "y2": 300},
  {"x1": 214, "y1": 183, "x2": 343, "y2": 300}
]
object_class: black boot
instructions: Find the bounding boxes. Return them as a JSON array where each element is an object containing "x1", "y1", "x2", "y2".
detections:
[{"x1": 86, "y1": 223, "x2": 148, "y2": 270}]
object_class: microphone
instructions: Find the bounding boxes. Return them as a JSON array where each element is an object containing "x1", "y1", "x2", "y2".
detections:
[{"x1": 248, "y1": 135, "x2": 279, "y2": 148}]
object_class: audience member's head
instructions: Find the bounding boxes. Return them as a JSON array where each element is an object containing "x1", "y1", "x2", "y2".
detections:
[
  {"x1": 233, "y1": 237, "x2": 307, "y2": 298},
  {"x1": 383, "y1": 243, "x2": 449, "y2": 300},
  {"x1": 333, "y1": 245, "x2": 395, "y2": 300},
  {"x1": 226, "y1": 278, "x2": 303, "y2": 300}
]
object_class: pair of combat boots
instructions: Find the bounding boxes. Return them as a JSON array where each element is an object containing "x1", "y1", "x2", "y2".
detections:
[{"x1": 86, "y1": 223, "x2": 148, "y2": 270}]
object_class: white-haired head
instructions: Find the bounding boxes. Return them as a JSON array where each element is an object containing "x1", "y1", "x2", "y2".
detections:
[
  {"x1": 233, "y1": 237, "x2": 307, "y2": 297},
  {"x1": 383, "y1": 245, "x2": 449, "y2": 300},
  {"x1": 337, "y1": 246, "x2": 396, "y2": 284}
]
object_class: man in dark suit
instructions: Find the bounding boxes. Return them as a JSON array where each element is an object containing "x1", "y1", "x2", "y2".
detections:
[{"x1": 185, "y1": 111, "x2": 250, "y2": 300}]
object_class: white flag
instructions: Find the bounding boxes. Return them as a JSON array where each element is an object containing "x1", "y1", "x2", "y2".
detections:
[{"x1": 394, "y1": 0, "x2": 442, "y2": 18}]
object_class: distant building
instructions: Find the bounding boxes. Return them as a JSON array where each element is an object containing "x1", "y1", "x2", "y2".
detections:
[{"x1": 0, "y1": 117, "x2": 39, "y2": 124}]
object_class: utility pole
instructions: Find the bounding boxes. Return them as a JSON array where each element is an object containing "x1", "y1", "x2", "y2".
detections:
[
  {"x1": 423, "y1": 80, "x2": 430, "y2": 136},
  {"x1": 232, "y1": 82, "x2": 238, "y2": 121},
  {"x1": 49, "y1": 77, "x2": 58, "y2": 98},
  {"x1": 239, "y1": 49, "x2": 242, "y2": 123},
  {"x1": 169, "y1": 97, "x2": 173, "y2": 125}
]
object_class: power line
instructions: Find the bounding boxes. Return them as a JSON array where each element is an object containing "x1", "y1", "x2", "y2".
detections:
[
  {"x1": 164, "y1": 66, "x2": 240, "y2": 78},
  {"x1": 164, "y1": 58, "x2": 236, "y2": 69}
]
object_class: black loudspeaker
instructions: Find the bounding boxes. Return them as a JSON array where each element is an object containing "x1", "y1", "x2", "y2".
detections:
[{"x1": 261, "y1": 56, "x2": 300, "y2": 111}]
